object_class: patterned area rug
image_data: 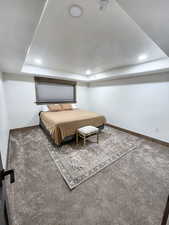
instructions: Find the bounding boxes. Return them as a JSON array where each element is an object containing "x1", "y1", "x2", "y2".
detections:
[{"x1": 47, "y1": 126, "x2": 139, "y2": 189}]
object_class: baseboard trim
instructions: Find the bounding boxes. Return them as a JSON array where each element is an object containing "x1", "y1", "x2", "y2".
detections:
[
  {"x1": 106, "y1": 123, "x2": 169, "y2": 147},
  {"x1": 6, "y1": 130, "x2": 10, "y2": 169},
  {"x1": 10, "y1": 125, "x2": 39, "y2": 132}
]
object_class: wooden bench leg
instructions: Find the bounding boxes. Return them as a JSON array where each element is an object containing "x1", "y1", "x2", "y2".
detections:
[
  {"x1": 97, "y1": 132, "x2": 99, "y2": 144},
  {"x1": 76, "y1": 132, "x2": 78, "y2": 145},
  {"x1": 84, "y1": 135, "x2": 86, "y2": 145}
]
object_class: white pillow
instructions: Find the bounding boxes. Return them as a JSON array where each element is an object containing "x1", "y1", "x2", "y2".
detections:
[
  {"x1": 72, "y1": 104, "x2": 78, "y2": 109},
  {"x1": 41, "y1": 105, "x2": 49, "y2": 112}
]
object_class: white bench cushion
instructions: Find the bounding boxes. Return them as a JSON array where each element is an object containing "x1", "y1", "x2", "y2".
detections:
[{"x1": 78, "y1": 126, "x2": 99, "y2": 135}]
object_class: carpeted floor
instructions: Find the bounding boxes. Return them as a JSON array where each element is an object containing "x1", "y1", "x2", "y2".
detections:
[{"x1": 7, "y1": 126, "x2": 169, "y2": 225}]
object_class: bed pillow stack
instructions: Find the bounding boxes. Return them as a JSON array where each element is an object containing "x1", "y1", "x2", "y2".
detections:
[
  {"x1": 41, "y1": 105, "x2": 49, "y2": 112},
  {"x1": 61, "y1": 104, "x2": 73, "y2": 110},
  {"x1": 42, "y1": 104, "x2": 78, "y2": 112},
  {"x1": 48, "y1": 104, "x2": 62, "y2": 111}
]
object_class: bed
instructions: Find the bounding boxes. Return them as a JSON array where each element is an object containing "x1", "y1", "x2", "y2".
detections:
[{"x1": 39, "y1": 109, "x2": 106, "y2": 145}]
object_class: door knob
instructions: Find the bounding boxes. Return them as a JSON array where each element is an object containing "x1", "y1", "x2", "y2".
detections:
[{"x1": 0, "y1": 169, "x2": 15, "y2": 187}]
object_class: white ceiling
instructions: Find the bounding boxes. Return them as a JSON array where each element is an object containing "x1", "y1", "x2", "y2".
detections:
[
  {"x1": 0, "y1": 0, "x2": 169, "y2": 81},
  {"x1": 25, "y1": 0, "x2": 166, "y2": 75},
  {"x1": 117, "y1": 0, "x2": 169, "y2": 57},
  {"x1": 0, "y1": 0, "x2": 46, "y2": 73}
]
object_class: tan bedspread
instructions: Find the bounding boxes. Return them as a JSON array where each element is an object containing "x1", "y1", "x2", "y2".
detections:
[{"x1": 40, "y1": 109, "x2": 106, "y2": 145}]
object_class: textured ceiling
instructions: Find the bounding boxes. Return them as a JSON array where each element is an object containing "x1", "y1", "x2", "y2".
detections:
[
  {"x1": 0, "y1": 0, "x2": 45, "y2": 72},
  {"x1": 0, "y1": 0, "x2": 169, "y2": 81},
  {"x1": 117, "y1": 0, "x2": 169, "y2": 57},
  {"x1": 0, "y1": 0, "x2": 46, "y2": 73},
  {"x1": 25, "y1": 0, "x2": 166, "y2": 75}
]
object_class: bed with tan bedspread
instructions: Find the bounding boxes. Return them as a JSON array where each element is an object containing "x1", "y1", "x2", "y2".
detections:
[{"x1": 40, "y1": 109, "x2": 106, "y2": 145}]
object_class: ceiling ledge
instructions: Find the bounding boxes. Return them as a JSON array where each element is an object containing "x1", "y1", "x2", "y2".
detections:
[
  {"x1": 88, "y1": 58, "x2": 169, "y2": 82},
  {"x1": 22, "y1": 58, "x2": 169, "y2": 83},
  {"x1": 21, "y1": 64, "x2": 88, "y2": 82}
]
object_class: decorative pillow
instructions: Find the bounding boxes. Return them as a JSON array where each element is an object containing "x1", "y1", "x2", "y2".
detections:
[
  {"x1": 41, "y1": 105, "x2": 49, "y2": 112},
  {"x1": 72, "y1": 104, "x2": 78, "y2": 109},
  {"x1": 61, "y1": 104, "x2": 73, "y2": 110},
  {"x1": 48, "y1": 104, "x2": 62, "y2": 112}
]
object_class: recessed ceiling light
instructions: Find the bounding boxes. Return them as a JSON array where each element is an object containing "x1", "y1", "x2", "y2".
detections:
[
  {"x1": 34, "y1": 58, "x2": 42, "y2": 65},
  {"x1": 69, "y1": 5, "x2": 83, "y2": 17},
  {"x1": 86, "y1": 70, "x2": 91, "y2": 75},
  {"x1": 138, "y1": 54, "x2": 148, "y2": 61}
]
